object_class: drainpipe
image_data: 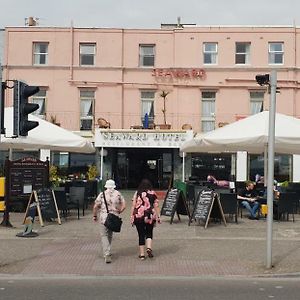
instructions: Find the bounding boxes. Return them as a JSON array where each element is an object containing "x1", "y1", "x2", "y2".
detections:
[
  {"x1": 69, "y1": 21, "x2": 74, "y2": 81},
  {"x1": 121, "y1": 29, "x2": 124, "y2": 128}
]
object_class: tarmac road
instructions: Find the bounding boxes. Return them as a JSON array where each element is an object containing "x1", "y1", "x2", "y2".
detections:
[{"x1": 0, "y1": 276, "x2": 300, "y2": 300}]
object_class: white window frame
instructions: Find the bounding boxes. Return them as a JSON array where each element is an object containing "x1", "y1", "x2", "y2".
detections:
[
  {"x1": 80, "y1": 43, "x2": 96, "y2": 66},
  {"x1": 31, "y1": 89, "x2": 46, "y2": 117},
  {"x1": 80, "y1": 90, "x2": 95, "y2": 130},
  {"x1": 139, "y1": 44, "x2": 155, "y2": 67},
  {"x1": 250, "y1": 91, "x2": 264, "y2": 115},
  {"x1": 33, "y1": 42, "x2": 48, "y2": 65},
  {"x1": 203, "y1": 43, "x2": 218, "y2": 65},
  {"x1": 235, "y1": 42, "x2": 250, "y2": 65},
  {"x1": 141, "y1": 90, "x2": 155, "y2": 125},
  {"x1": 268, "y1": 42, "x2": 284, "y2": 65},
  {"x1": 201, "y1": 91, "x2": 216, "y2": 132}
]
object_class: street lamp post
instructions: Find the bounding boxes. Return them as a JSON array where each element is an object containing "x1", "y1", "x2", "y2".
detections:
[
  {"x1": 266, "y1": 70, "x2": 277, "y2": 269},
  {"x1": 255, "y1": 70, "x2": 277, "y2": 269}
]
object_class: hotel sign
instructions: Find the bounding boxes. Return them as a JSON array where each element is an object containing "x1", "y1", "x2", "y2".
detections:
[
  {"x1": 95, "y1": 129, "x2": 194, "y2": 149},
  {"x1": 152, "y1": 68, "x2": 205, "y2": 79}
]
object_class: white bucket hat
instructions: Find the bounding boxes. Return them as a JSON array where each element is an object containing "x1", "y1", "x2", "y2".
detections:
[{"x1": 104, "y1": 179, "x2": 116, "y2": 189}]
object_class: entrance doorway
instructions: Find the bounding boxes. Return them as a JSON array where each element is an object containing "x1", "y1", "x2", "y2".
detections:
[{"x1": 114, "y1": 148, "x2": 172, "y2": 189}]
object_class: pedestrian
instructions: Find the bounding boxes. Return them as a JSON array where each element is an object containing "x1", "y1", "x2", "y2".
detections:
[
  {"x1": 93, "y1": 179, "x2": 126, "y2": 263},
  {"x1": 130, "y1": 179, "x2": 161, "y2": 260}
]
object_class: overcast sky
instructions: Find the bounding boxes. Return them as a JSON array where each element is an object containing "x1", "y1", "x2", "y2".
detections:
[{"x1": 0, "y1": 0, "x2": 300, "y2": 29}]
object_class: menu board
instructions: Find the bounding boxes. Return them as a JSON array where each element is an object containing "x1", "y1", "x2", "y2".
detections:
[
  {"x1": 161, "y1": 188, "x2": 191, "y2": 224},
  {"x1": 192, "y1": 189, "x2": 214, "y2": 221},
  {"x1": 7, "y1": 157, "x2": 49, "y2": 197},
  {"x1": 35, "y1": 188, "x2": 57, "y2": 220},
  {"x1": 24, "y1": 188, "x2": 61, "y2": 227},
  {"x1": 190, "y1": 189, "x2": 226, "y2": 228},
  {"x1": 161, "y1": 188, "x2": 179, "y2": 217}
]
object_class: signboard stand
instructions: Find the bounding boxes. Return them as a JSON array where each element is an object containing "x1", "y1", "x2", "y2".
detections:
[
  {"x1": 1, "y1": 157, "x2": 49, "y2": 228},
  {"x1": 160, "y1": 188, "x2": 191, "y2": 224},
  {"x1": 22, "y1": 188, "x2": 61, "y2": 229},
  {"x1": 189, "y1": 189, "x2": 226, "y2": 229}
]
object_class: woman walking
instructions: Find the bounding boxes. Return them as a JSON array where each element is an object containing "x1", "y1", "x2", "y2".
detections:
[
  {"x1": 130, "y1": 179, "x2": 161, "y2": 260},
  {"x1": 93, "y1": 179, "x2": 126, "y2": 263}
]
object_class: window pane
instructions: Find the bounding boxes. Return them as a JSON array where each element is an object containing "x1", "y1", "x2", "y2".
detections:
[
  {"x1": 141, "y1": 46, "x2": 154, "y2": 55},
  {"x1": 80, "y1": 44, "x2": 96, "y2": 66},
  {"x1": 139, "y1": 45, "x2": 155, "y2": 67},
  {"x1": 270, "y1": 43, "x2": 283, "y2": 52},
  {"x1": 80, "y1": 45, "x2": 95, "y2": 54},
  {"x1": 203, "y1": 43, "x2": 217, "y2": 64},
  {"x1": 236, "y1": 54, "x2": 245, "y2": 64},
  {"x1": 274, "y1": 53, "x2": 283, "y2": 64},
  {"x1": 141, "y1": 91, "x2": 155, "y2": 123},
  {"x1": 269, "y1": 42, "x2": 283, "y2": 64},
  {"x1": 201, "y1": 91, "x2": 215, "y2": 132},
  {"x1": 204, "y1": 43, "x2": 216, "y2": 52},
  {"x1": 236, "y1": 43, "x2": 246, "y2": 53},
  {"x1": 250, "y1": 91, "x2": 264, "y2": 115},
  {"x1": 33, "y1": 42, "x2": 48, "y2": 65},
  {"x1": 80, "y1": 90, "x2": 94, "y2": 130},
  {"x1": 31, "y1": 89, "x2": 46, "y2": 115},
  {"x1": 81, "y1": 55, "x2": 94, "y2": 65},
  {"x1": 192, "y1": 153, "x2": 232, "y2": 180},
  {"x1": 202, "y1": 120, "x2": 215, "y2": 132}
]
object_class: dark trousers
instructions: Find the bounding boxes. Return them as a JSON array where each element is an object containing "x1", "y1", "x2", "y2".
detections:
[{"x1": 135, "y1": 221, "x2": 154, "y2": 246}]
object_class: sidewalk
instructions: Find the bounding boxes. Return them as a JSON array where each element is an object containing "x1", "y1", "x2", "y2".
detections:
[{"x1": 1, "y1": 190, "x2": 300, "y2": 278}]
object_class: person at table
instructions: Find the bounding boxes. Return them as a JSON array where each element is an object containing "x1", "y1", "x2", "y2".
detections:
[{"x1": 237, "y1": 181, "x2": 260, "y2": 220}]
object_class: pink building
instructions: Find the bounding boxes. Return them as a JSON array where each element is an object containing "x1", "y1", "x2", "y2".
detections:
[{"x1": 3, "y1": 24, "x2": 300, "y2": 187}]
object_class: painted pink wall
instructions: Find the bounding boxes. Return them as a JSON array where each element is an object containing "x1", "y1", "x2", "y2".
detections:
[{"x1": 3, "y1": 26, "x2": 300, "y2": 134}]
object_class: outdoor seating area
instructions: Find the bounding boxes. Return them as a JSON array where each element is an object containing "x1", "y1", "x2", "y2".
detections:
[{"x1": 185, "y1": 180, "x2": 300, "y2": 223}]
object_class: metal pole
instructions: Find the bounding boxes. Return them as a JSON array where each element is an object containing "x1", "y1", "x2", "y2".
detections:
[
  {"x1": 182, "y1": 152, "x2": 185, "y2": 182},
  {"x1": 266, "y1": 70, "x2": 277, "y2": 269},
  {"x1": 0, "y1": 63, "x2": 2, "y2": 142},
  {"x1": 100, "y1": 147, "x2": 104, "y2": 181}
]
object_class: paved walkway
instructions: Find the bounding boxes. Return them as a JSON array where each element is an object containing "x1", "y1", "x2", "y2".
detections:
[{"x1": 1, "y1": 191, "x2": 300, "y2": 278}]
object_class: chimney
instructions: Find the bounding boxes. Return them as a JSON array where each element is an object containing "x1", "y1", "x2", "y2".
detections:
[{"x1": 27, "y1": 17, "x2": 37, "y2": 26}]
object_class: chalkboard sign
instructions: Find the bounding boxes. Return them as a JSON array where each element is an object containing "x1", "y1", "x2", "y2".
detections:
[
  {"x1": 190, "y1": 189, "x2": 226, "y2": 228},
  {"x1": 7, "y1": 157, "x2": 49, "y2": 197},
  {"x1": 161, "y1": 188, "x2": 179, "y2": 217},
  {"x1": 24, "y1": 188, "x2": 61, "y2": 227},
  {"x1": 1, "y1": 157, "x2": 49, "y2": 227},
  {"x1": 161, "y1": 188, "x2": 191, "y2": 224}
]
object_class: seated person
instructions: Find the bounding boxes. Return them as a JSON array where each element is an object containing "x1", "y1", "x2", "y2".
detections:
[{"x1": 237, "y1": 181, "x2": 260, "y2": 220}]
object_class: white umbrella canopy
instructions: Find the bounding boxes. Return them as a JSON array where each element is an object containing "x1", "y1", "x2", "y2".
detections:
[
  {"x1": 0, "y1": 107, "x2": 95, "y2": 153},
  {"x1": 180, "y1": 111, "x2": 300, "y2": 155}
]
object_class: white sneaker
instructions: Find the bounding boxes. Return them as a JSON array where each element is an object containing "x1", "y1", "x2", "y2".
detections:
[{"x1": 105, "y1": 255, "x2": 112, "y2": 263}]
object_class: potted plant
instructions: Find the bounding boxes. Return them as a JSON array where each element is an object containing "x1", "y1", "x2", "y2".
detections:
[
  {"x1": 49, "y1": 114, "x2": 61, "y2": 126},
  {"x1": 87, "y1": 164, "x2": 98, "y2": 181},
  {"x1": 157, "y1": 90, "x2": 171, "y2": 129}
]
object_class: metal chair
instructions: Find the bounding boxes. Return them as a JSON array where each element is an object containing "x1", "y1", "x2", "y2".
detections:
[
  {"x1": 276, "y1": 192, "x2": 297, "y2": 222},
  {"x1": 68, "y1": 186, "x2": 85, "y2": 219},
  {"x1": 53, "y1": 190, "x2": 68, "y2": 219}
]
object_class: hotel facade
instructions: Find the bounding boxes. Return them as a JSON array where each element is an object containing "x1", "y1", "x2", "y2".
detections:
[{"x1": 2, "y1": 24, "x2": 300, "y2": 188}]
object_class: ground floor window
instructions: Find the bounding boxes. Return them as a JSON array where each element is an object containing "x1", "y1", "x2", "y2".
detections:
[
  {"x1": 191, "y1": 153, "x2": 233, "y2": 181},
  {"x1": 249, "y1": 154, "x2": 291, "y2": 182}
]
